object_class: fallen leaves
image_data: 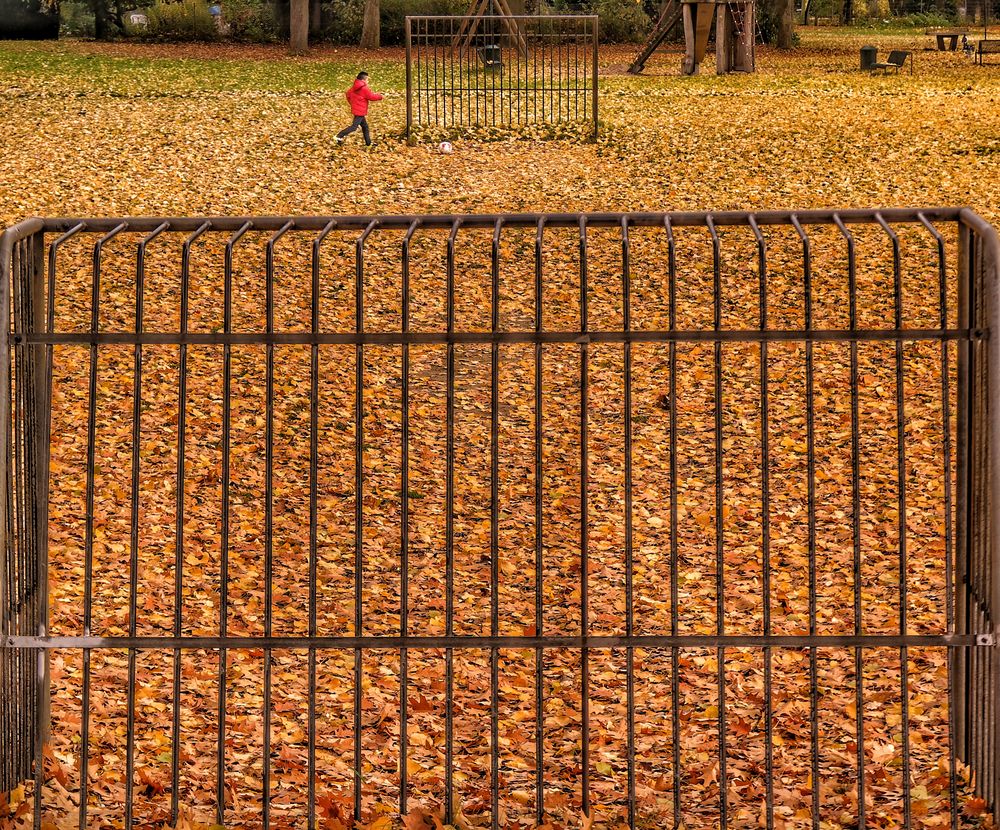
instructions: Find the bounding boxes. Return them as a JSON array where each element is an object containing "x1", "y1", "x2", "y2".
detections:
[{"x1": 2, "y1": 25, "x2": 1000, "y2": 830}]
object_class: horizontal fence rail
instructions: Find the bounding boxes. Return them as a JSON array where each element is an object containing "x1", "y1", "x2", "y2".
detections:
[
  {"x1": 405, "y1": 15, "x2": 599, "y2": 141},
  {"x1": 0, "y1": 209, "x2": 998, "y2": 829}
]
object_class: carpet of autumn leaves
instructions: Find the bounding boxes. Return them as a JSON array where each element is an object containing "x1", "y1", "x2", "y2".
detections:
[{"x1": 1, "y1": 26, "x2": 999, "y2": 830}]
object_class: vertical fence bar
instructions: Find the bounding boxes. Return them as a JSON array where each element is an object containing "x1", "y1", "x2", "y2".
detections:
[
  {"x1": 18, "y1": 236, "x2": 32, "y2": 805},
  {"x1": 975, "y1": 231, "x2": 988, "y2": 807},
  {"x1": 706, "y1": 215, "x2": 727, "y2": 829},
  {"x1": 262, "y1": 221, "x2": 291, "y2": 830},
  {"x1": 533, "y1": 217, "x2": 545, "y2": 829},
  {"x1": 354, "y1": 220, "x2": 376, "y2": 823},
  {"x1": 621, "y1": 216, "x2": 636, "y2": 829},
  {"x1": 428, "y1": 20, "x2": 441, "y2": 130},
  {"x1": 6, "y1": 238, "x2": 22, "y2": 804},
  {"x1": 966, "y1": 228, "x2": 985, "y2": 806},
  {"x1": 971, "y1": 210, "x2": 1000, "y2": 814},
  {"x1": 79, "y1": 222, "x2": 126, "y2": 830},
  {"x1": 918, "y1": 213, "x2": 960, "y2": 830},
  {"x1": 3, "y1": 235, "x2": 14, "y2": 798},
  {"x1": 445, "y1": 219, "x2": 459, "y2": 826},
  {"x1": 308, "y1": 220, "x2": 336, "y2": 830},
  {"x1": 449, "y1": 18, "x2": 455, "y2": 129},
  {"x1": 399, "y1": 220, "x2": 418, "y2": 818},
  {"x1": 416, "y1": 20, "x2": 422, "y2": 128},
  {"x1": 989, "y1": 219, "x2": 1000, "y2": 815},
  {"x1": 405, "y1": 17, "x2": 413, "y2": 144},
  {"x1": 4, "y1": 236, "x2": 19, "y2": 813},
  {"x1": 663, "y1": 215, "x2": 683, "y2": 827},
  {"x1": 954, "y1": 220, "x2": 971, "y2": 766},
  {"x1": 25, "y1": 229, "x2": 46, "y2": 827},
  {"x1": 591, "y1": 17, "x2": 599, "y2": 140},
  {"x1": 748, "y1": 214, "x2": 774, "y2": 830},
  {"x1": 32, "y1": 224, "x2": 81, "y2": 825},
  {"x1": 876, "y1": 214, "x2": 913, "y2": 830},
  {"x1": 218, "y1": 221, "x2": 250, "y2": 828},
  {"x1": 578, "y1": 215, "x2": 591, "y2": 825},
  {"x1": 490, "y1": 218, "x2": 502, "y2": 830},
  {"x1": 125, "y1": 222, "x2": 168, "y2": 829},
  {"x1": 22, "y1": 235, "x2": 35, "y2": 811},
  {"x1": 7, "y1": 237, "x2": 23, "y2": 805},
  {"x1": 30, "y1": 231, "x2": 45, "y2": 799},
  {"x1": 0, "y1": 228, "x2": 11, "y2": 798},
  {"x1": 833, "y1": 214, "x2": 866, "y2": 830},
  {"x1": 791, "y1": 215, "x2": 821, "y2": 830},
  {"x1": 171, "y1": 221, "x2": 208, "y2": 826}
]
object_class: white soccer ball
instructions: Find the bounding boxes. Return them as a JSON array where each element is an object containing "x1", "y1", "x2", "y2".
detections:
[{"x1": 438, "y1": 141, "x2": 453, "y2": 154}]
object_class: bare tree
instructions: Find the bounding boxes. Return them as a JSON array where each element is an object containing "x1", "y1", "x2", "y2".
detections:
[
  {"x1": 360, "y1": 0, "x2": 380, "y2": 49},
  {"x1": 290, "y1": 0, "x2": 309, "y2": 53}
]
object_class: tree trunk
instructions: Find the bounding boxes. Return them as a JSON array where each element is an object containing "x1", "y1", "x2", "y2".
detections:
[
  {"x1": 771, "y1": 0, "x2": 794, "y2": 47},
  {"x1": 289, "y1": 0, "x2": 308, "y2": 53},
  {"x1": 92, "y1": 0, "x2": 109, "y2": 39},
  {"x1": 360, "y1": 0, "x2": 379, "y2": 49}
]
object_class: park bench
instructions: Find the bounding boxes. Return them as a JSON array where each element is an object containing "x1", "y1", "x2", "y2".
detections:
[
  {"x1": 977, "y1": 38, "x2": 1000, "y2": 64},
  {"x1": 871, "y1": 49, "x2": 912, "y2": 74}
]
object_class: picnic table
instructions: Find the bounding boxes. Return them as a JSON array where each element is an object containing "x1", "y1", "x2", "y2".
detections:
[{"x1": 927, "y1": 28, "x2": 967, "y2": 50}]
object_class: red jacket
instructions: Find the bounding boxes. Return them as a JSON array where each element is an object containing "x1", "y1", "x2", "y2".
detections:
[{"x1": 346, "y1": 79, "x2": 383, "y2": 116}]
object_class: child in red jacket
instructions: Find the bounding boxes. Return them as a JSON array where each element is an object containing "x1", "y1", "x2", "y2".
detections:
[{"x1": 336, "y1": 71, "x2": 383, "y2": 147}]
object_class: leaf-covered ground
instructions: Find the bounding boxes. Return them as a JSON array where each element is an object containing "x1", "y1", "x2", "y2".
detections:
[
  {"x1": 1, "y1": 30, "x2": 999, "y2": 221},
  {"x1": 1, "y1": 28, "x2": 999, "y2": 830}
]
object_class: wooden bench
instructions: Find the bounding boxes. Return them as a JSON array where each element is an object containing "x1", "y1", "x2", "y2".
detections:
[
  {"x1": 926, "y1": 27, "x2": 967, "y2": 50},
  {"x1": 977, "y1": 39, "x2": 1000, "y2": 64},
  {"x1": 871, "y1": 49, "x2": 912, "y2": 74}
]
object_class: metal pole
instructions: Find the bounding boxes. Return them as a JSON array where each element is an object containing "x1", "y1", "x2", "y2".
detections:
[
  {"x1": 29, "y1": 232, "x2": 49, "y2": 749},
  {"x1": 591, "y1": 15, "x2": 598, "y2": 140},
  {"x1": 954, "y1": 220, "x2": 972, "y2": 763},
  {"x1": 969, "y1": 209, "x2": 1000, "y2": 814},
  {"x1": 0, "y1": 228, "x2": 13, "y2": 794},
  {"x1": 405, "y1": 17, "x2": 414, "y2": 145}
]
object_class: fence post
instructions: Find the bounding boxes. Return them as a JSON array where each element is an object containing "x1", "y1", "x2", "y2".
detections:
[
  {"x1": 953, "y1": 220, "x2": 972, "y2": 763},
  {"x1": 977, "y1": 214, "x2": 1000, "y2": 813},
  {"x1": 592, "y1": 16, "x2": 599, "y2": 141},
  {"x1": 590, "y1": 15, "x2": 601, "y2": 141},
  {"x1": 29, "y1": 231, "x2": 50, "y2": 749},
  {"x1": 405, "y1": 16, "x2": 414, "y2": 146},
  {"x1": 0, "y1": 228, "x2": 13, "y2": 794}
]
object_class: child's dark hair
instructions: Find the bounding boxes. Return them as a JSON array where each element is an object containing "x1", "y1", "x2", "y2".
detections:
[{"x1": 356, "y1": 71, "x2": 368, "y2": 80}]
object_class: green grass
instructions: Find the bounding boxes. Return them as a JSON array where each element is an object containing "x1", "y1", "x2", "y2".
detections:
[{"x1": 0, "y1": 41, "x2": 406, "y2": 94}]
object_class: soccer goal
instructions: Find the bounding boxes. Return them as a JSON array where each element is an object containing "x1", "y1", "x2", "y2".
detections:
[{"x1": 404, "y1": 15, "x2": 599, "y2": 142}]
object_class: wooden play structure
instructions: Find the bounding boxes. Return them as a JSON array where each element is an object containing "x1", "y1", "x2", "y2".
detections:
[
  {"x1": 628, "y1": 0, "x2": 755, "y2": 75},
  {"x1": 452, "y1": 0, "x2": 528, "y2": 58}
]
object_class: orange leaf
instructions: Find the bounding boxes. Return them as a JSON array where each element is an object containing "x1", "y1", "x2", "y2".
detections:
[{"x1": 964, "y1": 797, "x2": 988, "y2": 816}]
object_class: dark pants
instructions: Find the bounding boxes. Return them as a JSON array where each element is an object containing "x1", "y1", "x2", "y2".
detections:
[{"x1": 337, "y1": 115, "x2": 371, "y2": 145}]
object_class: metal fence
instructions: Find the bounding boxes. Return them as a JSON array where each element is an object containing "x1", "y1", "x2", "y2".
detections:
[
  {"x1": 404, "y1": 15, "x2": 598, "y2": 141},
  {"x1": 1, "y1": 209, "x2": 998, "y2": 829}
]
